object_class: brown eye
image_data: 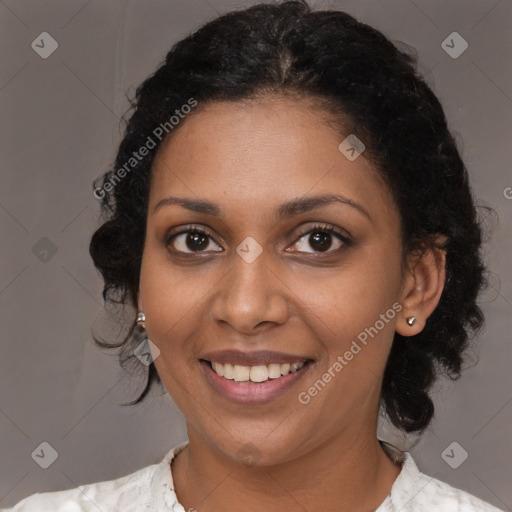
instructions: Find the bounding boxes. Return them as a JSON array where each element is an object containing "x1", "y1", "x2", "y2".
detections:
[
  {"x1": 308, "y1": 231, "x2": 336, "y2": 252},
  {"x1": 290, "y1": 224, "x2": 350, "y2": 254},
  {"x1": 167, "y1": 227, "x2": 222, "y2": 254}
]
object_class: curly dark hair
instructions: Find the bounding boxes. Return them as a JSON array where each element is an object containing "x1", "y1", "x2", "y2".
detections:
[{"x1": 89, "y1": 0, "x2": 487, "y2": 433}]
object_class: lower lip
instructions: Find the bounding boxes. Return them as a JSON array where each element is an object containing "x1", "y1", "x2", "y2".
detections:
[{"x1": 200, "y1": 360, "x2": 312, "y2": 405}]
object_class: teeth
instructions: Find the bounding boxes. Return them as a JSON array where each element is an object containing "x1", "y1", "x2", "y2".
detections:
[
  {"x1": 250, "y1": 365, "x2": 268, "y2": 383},
  {"x1": 290, "y1": 362, "x2": 303, "y2": 373},
  {"x1": 209, "y1": 360, "x2": 307, "y2": 382},
  {"x1": 212, "y1": 362, "x2": 224, "y2": 377},
  {"x1": 268, "y1": 364, "x2": 281, "y2": 379},
  {"x1": 223, "y1": 364, "x2": 234, "y2": 380},
  {"x1": 233, "y1": 365, "x2": 250, "y2": 382}
]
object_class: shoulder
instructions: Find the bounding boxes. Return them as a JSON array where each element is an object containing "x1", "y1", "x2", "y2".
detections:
[
  {"x1": 1, "y1": 465, "x2": 155, "y2": 512},
  {"x1": 387, "y1": 451, "x2": 505, "y2": 512},
  {"x1": 0, "y1": 442, "x2": 187, "y2": 512}
]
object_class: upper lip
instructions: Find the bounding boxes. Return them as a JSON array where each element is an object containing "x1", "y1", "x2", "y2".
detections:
[{"x1": 199, "y1": 349, "x2": 313, "y2": 366}]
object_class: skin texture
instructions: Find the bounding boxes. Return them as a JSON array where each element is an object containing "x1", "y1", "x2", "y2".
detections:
[{"x1": 137, "y1": 95, "x2": 446, "y2": 512}]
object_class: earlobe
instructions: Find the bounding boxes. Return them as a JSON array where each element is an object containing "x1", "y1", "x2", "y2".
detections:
[
  {"x1": 396, "y1": 238, "x2": 447, "y2": 337},
  {"x1": 135, "y1": 290, "x2": 146, "y2": 330},
  {"x1": 137, "y1": 290, "x2": 144, "y2": 312}
]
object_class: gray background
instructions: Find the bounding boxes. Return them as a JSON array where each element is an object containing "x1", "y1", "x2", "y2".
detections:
[{"x1": 0, "y1": 0, "x2": 510, "y2": 509}]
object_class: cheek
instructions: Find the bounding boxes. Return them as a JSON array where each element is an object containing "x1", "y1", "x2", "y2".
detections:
[
  {"x1": 139, "y1": 257, "x2": 206, "y2": 416},
  {"x1": 295, "y1": 248, "x2": 402, "y2": 334},
  {"x1": 138, "y1": 252, "x2": 201, "y2": 357},
  {"x1": 292, "y1": 247, "x2": 402, "y2": 391}
]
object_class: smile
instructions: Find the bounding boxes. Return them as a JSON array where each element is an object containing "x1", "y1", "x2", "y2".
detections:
[
  {"x1": 209, "y1": 360, "x2": 307, "y2": 383},
  {"x1": 199, "y1": 358, "x2": 313, "y2": 405}
]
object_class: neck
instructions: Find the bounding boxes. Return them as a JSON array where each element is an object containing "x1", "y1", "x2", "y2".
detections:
[{"x1": 172, "y1": 425, "x2": 402, "y2": 512}]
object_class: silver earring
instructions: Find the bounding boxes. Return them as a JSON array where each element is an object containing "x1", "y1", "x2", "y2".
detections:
[
  {"x1": 406, "y1": 316, "x2": 416, "y2": 326},
  {"x1": 135, "y1": 311, "x2": 146, "y2": 330}
]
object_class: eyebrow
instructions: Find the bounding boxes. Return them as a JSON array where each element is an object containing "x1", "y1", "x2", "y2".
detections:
[{"x1": 153, "y1": 193, "x2": 371, "y2": 221}]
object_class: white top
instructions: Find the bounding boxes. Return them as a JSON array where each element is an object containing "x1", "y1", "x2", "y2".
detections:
[{"x1": 2, "y1": 441, "x2": 503, "y2": 512}]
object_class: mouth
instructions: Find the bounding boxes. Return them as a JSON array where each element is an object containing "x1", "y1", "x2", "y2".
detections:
[
  {"x1": 199, "y1": 356, "x2": 314, "y2": 405},
  {"x1": 201, "y1": 359, "x2": 311, "y2": 383}
]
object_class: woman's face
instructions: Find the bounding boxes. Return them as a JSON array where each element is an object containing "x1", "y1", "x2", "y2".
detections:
[{"x1": 139, "y1": 95, "x2": 407, "y2": 465}]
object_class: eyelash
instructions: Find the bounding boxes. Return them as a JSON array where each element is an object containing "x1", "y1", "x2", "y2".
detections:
[{"x1": 165, "y1": 223, "x2": 351, "y2": 256}]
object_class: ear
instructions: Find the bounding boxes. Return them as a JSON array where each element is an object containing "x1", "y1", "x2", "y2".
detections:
[
  {"x1": 137, "y1": 290, "x2": 144, "y2": 312},
  {"x1": 396, "y1": 236, "x2": 447, "y2": 336}
]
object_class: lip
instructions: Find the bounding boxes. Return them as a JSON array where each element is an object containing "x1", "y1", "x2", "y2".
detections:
[
  {"x1": 198, "y1": 349, "x2": 312, "y2": 366},
  {"x1": 200, "y1": 359, "x2": 313, "y2": 405}
]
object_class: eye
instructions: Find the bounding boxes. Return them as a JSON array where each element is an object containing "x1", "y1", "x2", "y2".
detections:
[
  {"x1": 165, "y1": 223, "x2": 351, "y2": 256},
  {"x1": 289, "y1": 223, "x2": 350, "y2": 254},
  {"x1": 166, "y1": 225, "x2": 222, "y2": 254}
]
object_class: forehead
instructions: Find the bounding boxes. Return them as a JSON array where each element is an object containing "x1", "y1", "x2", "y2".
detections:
[{"x1": 148, "y1": 96, "x2": 394, "y2": 222}]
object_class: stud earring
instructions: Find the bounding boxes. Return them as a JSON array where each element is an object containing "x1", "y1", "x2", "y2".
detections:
[
  {"x1": 135, "y1": 311, "x2": 146, "y2": 330},
  {"x1": 406, "y1": 316, "x2": 416, "y2": 326}
]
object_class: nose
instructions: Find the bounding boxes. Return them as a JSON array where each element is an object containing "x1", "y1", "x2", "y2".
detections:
[{"x1": 210, "y1": 249, "x2": 290, "y2": 335}]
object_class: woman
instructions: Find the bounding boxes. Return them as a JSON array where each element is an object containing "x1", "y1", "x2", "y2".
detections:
[{"x1": 4, "y1": 1, "x2": 503, "y2": 510}]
